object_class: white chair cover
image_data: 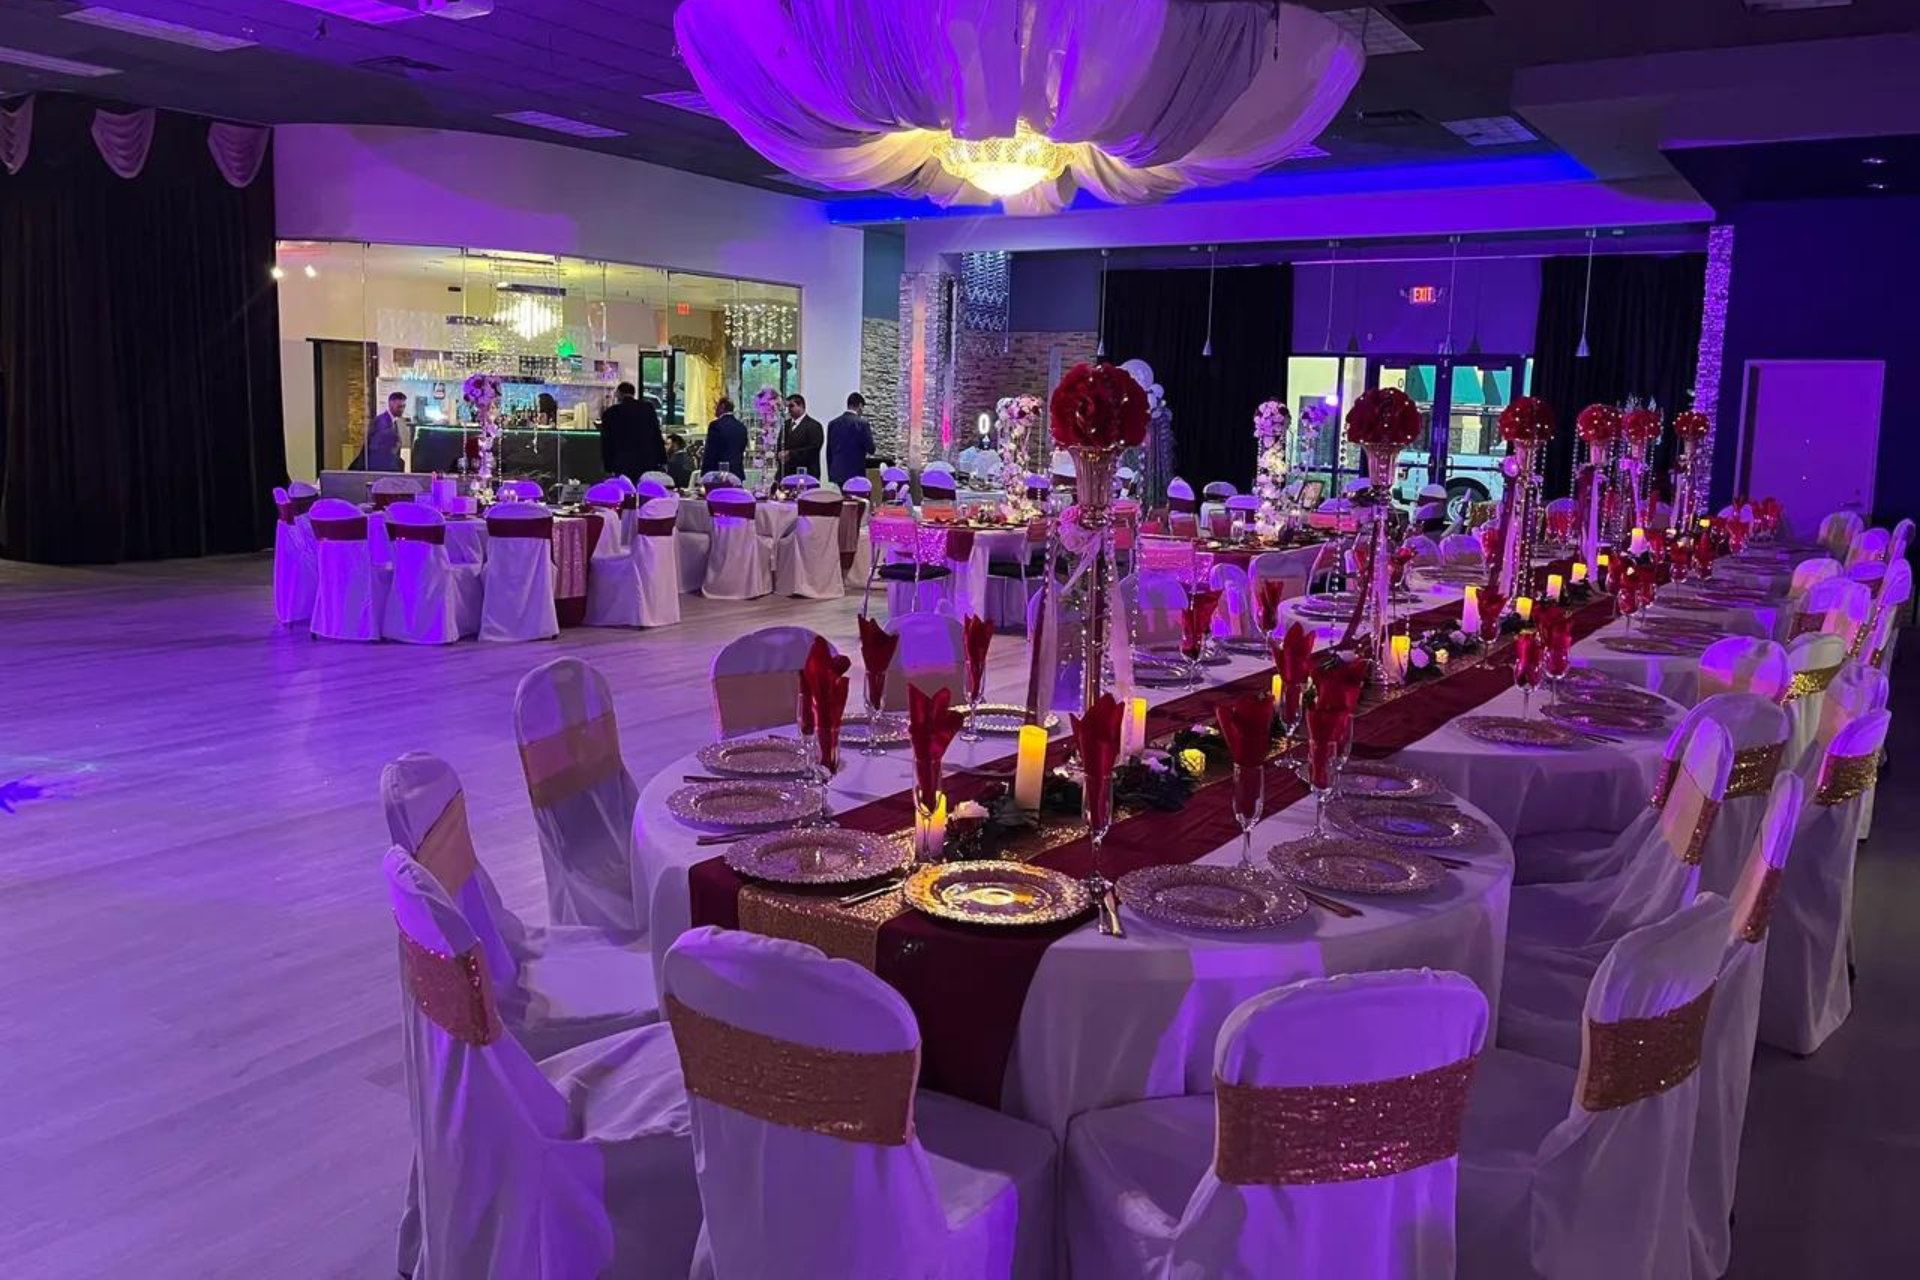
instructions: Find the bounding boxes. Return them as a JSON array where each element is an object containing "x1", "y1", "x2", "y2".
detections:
[
  {"x1": 710, "y1": 626, "x2": 823, "y2": 737},
  {"x1": 881, "y1": 464, "x2": 911, "y2": 502},
  {"x1": 384, "y1": 848, "x2": 700, "y2": 1280},
  {"x1": 586, "y1": 497, "x2": 681, "y2": 628},
  {"x1": 271, "y1": 486, "x2": 319, "y2": 625},
  {"x1": 1799, "y1": 659, "x2": 1887, "y2": 777},
  {"x1": 640, "y1": 470, "x2": 677, "y2": 492},
  {"x1": 662, "y1": 927, "x2": 1056, "y2": 1280},
  {"x1": 884, "y1": 612, "x2": 966, "y2": 710},
  {"x1": 309, "y1": 497, "x2": 387, "y2": 642},
  {"x1": 1845, "y1": 525, "x2": 1890, "y2": 567},
  {"x1": 774, "y1": 493, "x2": 847, "y2": 599},
  {"x1": 1439, "y1": 533, "x2": 1484, "y2": 565},
  {"x1": 1201, "y1": 480, "x2": 1238, "y2": 500},
  {"x1": 1783, "y1": 632, "x2": 1848, "y2": 766},
  {"x1": 1400, "y1": 533, "x2": 1442, "y2": 563},
  {"x1": 1457, "y1": 893, "x2": 1733, "y2": 1280},
  {"x1": 1816, "y1": 510, "x2": 1863, "y2": 557},
  {"x1": 1692, "y1": 771, "x2": 1802, "y2": 1280},
  {"x1": 1122, "y1": 571, "x2": 1189, "y2": 650},
  {"x1": 1249, "y1": 543, "x2": 1329, "y2": 606},
  {"x1": 480, "y1": 503, "x2": 559, "y2": 642},
  {"x1": 1788, "y1": 556, "x2": 1841, "y2": 600},
  {"x1": 1890, "y1": 516, "x2": 1914, "y2": 562},
  {"x1": 1761, "y1": 710, "x2": 1889, "y2": 1054},
  {"x1": 514, "y1": 658, "x2": 645, "y2": 935},
  {"x1": 702, "y1": 487, "x2": 774, "y2": 600},
  {"x1": 1698, "y1": 635, "x2": 1789, "y2": 702},
  {"x1": 585, "y1": 479, "x2": 633, "y2": 552},
  {"x1": 496, "y1": 478, "x2": 544, "y2": 501},
  {"x1": 381, "y1": 502, "x2": 482, "y2": 644},
  {"x1": 1065, "y1": 970, "x2": 1487, "y2": 1280},
  {"x1": 638, "y1": 477, "x2": 671, "y2": 500},
  {"x1": 1209, "y1": 560, "x2": 1256, "y2": 638}
]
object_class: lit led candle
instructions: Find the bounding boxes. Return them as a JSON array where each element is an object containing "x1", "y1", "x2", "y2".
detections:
[
  {"x1": 1546, "y1": 572, "x2": 1564, "y2": 601},
  {"x1": 1698, "y1": 517, "x2": 1712, "y2": 530},
  {"x1": 1390, "y1": 633, "x2": 1412, "y2": 681},
  {"x1": 1461, "y1": 585, "x2": 1482, "y2": 636},
  {"x1": 1571, "y1": 561, "x2": 1588, "y2": 585},
  {"x1": 1014, "y1": 725, "x2": 1047, "y2": 811},
  {"x1": 1629, "y1": 526, "x2": 1649, "y2": 555},
  {"x1": 914, "y1": 792, "x2": 948, "y2": 861},
  {"x1": 1597, "y1": 552, "x2": 1611, "y2": 588},
  {"x1": 1271, "y1": 674, "x2": 1285, "y2": 707},
  {"x1": 1125, "y1": 697, "x2": 1149, "y2": 760},
  {"x1": 1516, "y1": 595, "x2": 1534, "y2": 622}
]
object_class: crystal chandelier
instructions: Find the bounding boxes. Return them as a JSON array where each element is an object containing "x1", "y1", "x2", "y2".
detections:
[{"x1": 937, "y1": 122, "x2": 1070, "y2": 199}]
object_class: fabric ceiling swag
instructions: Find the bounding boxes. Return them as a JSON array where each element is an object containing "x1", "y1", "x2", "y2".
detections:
[{"x1": 0, "y1": 93, "x2": 270, "y2": 186}]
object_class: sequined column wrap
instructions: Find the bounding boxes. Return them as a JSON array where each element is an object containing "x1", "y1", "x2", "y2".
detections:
[
  {"x1": 1212, "y1": 1056, "x2": 1479, "y2": 1185},
  {"x1": 1785, "y1": 662, "x2": 1843, "y2": 701},
  {"x1": 1725, "y1": 741, "x2": 1785, "y2": 800},
  {"x1": 517, "y1": 712, "x2": 623, "y2": 808},
  {"x1": 665, "y1": 995, "x2": 918, "y2": 1145},
  {"x1": 1816, "y1": 750, "x2": 1880, "y2": 806},
  {"x1": 397, "y1": 932, "x2": 502, "y2": 1046},
  {"x1": 1579, "y1": 984, "x2": 1714, "y2": 1111},
  {"x1": 1738, "y1": 867, "x2": 1784, "y2": 944}
]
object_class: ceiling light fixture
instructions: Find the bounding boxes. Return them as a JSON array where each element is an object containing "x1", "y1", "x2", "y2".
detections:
[
  {"x1": 303, "y1": 263, "x2": 318, "y2": 279},
  {"x1": 1201, "y1": 245, "x2": 1218, "y2": 358},
  {"x1": 1863, "y1": 156, "x2": 1887, "y2": 166},
  {"x1": 495, "y1": 110, "x2": 626, "y2": 139},
  {"x1": 1868, "y1": 182, "x2": 1888, "y2": 191},
  {"x1": 269, "y1": 265, "x2": 286, "y2": 281},
  {"x1": 1095, "y1": 249, "x2": 1110, "y2": 360},
  {"x1": 64, "y1": 8, "x2": 255, "y2": 51},
  {"x1": 1575, "y1": 228, "x2": 1596, "y2": 359},
  {"x1": 936, "y1": 122, "x2": 1071, "y2": 199},
  {"x1": 0, "y1": 44, "x2": 120, "y2": 77}
]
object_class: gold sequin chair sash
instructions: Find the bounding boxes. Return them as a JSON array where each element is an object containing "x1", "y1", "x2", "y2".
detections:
[
  {"x1": 665, "y1": 995, "x2": 917, "y2": 1146},
  {"x1": 1654, "y1": 765, "x2": 1722, "y2": 866},
  {"x1": 1737, "y1": 867, "x2": 1785, "y2": 944},
  {"x1": 1785, "y1": 661, "x2": 1843, "y2": 701},
  {"x1": 1723, "y1": 741, "x2": 1785, "y2": 799},
  {"x1": 1816, "y1": 749, "x2": 1880, "y2": 806},
  {"x1": 1212, "y1": 1056, "x2": 1479, "y2": 1186},
  {"x1": 415, "y1": 793, "x2": 479, "y2": 892},
  {"x1": 1578, "y1": 984, "x2": 1714, "y2": 1111},
  {"x1": 518, "y1": 712, "x2": 623, "y2": 809},
  {"x1": 398, "y1": 930, "x2": 503, "y2": 1047}
]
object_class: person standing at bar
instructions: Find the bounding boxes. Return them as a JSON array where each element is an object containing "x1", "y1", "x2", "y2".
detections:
[
  {"x1": 825, "y1": 392, "x2": 874, "y2": 488},
  {"x1": 363, "y1": 390, "x2": 406, "y2": 472},
  {"x1": 599, "y1": 381, "x2": 664, "y2": 481},
  {"x1": 703, "y1": 396, "x2": 748, "y2": 481},
  {"x1": 777, "y1": 392, "x2": 824, "y2": 479}
]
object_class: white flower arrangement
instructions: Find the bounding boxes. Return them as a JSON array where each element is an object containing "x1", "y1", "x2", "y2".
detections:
[
  {"x1": 1253, "y1": 398, "x2": 1291, "y2": 523},
  {"x1": 462, "y1": 373, "x2": 504, "y2": 488},
  {"x1": 752, "y1": 385, "x2": 785, "y2": 458},
  {"x1": 995, "y1": 393, "x2": 1042, "y2": 512}
]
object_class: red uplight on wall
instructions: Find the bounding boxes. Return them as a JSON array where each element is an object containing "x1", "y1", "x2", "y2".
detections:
[
  {"x1": 676, "y1": 302, "x2": 692, "y2": 315},
  {"x1": 1408, "y1": 285, "x2": 1438, "y2": 306}
]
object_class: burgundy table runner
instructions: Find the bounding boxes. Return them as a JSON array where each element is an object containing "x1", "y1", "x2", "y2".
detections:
[{"x1": 688, "y1": 594, "x2": 1614, "y2": 1107}]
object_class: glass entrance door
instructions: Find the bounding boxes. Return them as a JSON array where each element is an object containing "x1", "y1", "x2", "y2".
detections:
[{"x1": 1368, "y1": 355, "x2": 1527, "y2": 519}]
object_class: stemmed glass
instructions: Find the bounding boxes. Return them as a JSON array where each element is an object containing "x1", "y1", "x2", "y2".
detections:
[
  {"x1": 1617, "y1": 577, "x2": 1642, "y2": 638},
  {"x1": 1544, "y1": 632, "x2": 1572, "y2": 706},
  {"x1": 960, "y1": 649, "x2": 986, "y2": 744},
  {"x1": 1179, "y1": 616, "x2": 1207, "y2": 687},
  {"x1": 1303, "y1": 713, "x2": 1349, "y2": 842},
  {"x1": 860, "y1": 671, "x2": 887, "y2": 758},
  {"x1": 1084, "y1": 772, "x2": 1122, "y2": 936},
  {"x1": 1231, "y1": 764, "x2": 1266, "y2": 871},
  {"x1": 1513, "y1": 631, "x2": 1545, "y2": 718}
]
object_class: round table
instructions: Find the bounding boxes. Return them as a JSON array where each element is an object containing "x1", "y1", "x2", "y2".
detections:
[
  {"x1": 675, "y1": 497, "x2": 798, "y2": 541},
  {"x1": 365, "y1": 510, "x2": 489, "y2": 564},
  {"x1": 632, "y1": 647, "x2": 1515, "y2": 1136},
  {"x1": 1571, "y1": 615, "x2": 1716, "y2": 706}
]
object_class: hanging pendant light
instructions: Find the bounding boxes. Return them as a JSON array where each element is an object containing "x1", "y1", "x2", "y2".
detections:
[
  {"x1": 1095, "y1": 248, "x2": 1109, "y2": 359},
  {"x1": 1201, "y1": 245, "x2": 1218, "y2": 358},
  {"x1": 1576, "y1": 228, "x2": 1597, "y2": 359},
  {"x1": 1439, "y1": 235, "x2": 1461, "y2": 357},
  {"x1": 1322, "y1": 240, "x2": 1340, "y2": 353}
]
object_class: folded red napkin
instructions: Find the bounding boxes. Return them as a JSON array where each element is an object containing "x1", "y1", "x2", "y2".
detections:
[
  {"x1": 1693, "y1": 534, "x2": 1716, "y2": 575},
  {"x1": 1216, "y1": 692, "x2": 1276, "y2": 816},
  {"x1": 798, "y1": 637, "x2": 848, "y2": 736},
  {"x1": 1312, "y1": 655, "x2": 1370, "y2": 715},
  {"x1": 1072, "y1": 693, "x2": 1125, "y2": 832},
  {"x1": 815, "y1": 672, "x2": 849, "y2": 769},
  {"x1": 1304, "y1": 702, "x2": 1349, "y2": 790},
  {"x1": 1512, "y1": 630, "x2": 1545, "y2": 685},
  {"x1": 858, "y1": 614, "x2": 900, "y2": 708},
  {"x1": 1180, "y1": 587, "x2": 1223, "y2": 658},
  {"x1": 1268, "y1": 622, "x2": 1315, "y2": 724},
  {"x1": 1533, "y1": 604, "x2": 1572, "y2": 676},
  {"x1": 1478, "y1": 588, "x2": 1507, "y2": 641},
  {"x1": 1255, "y1": 579, "x2": 1286, "y2": 633},
  {"x1": 906, "y1": 683, "x2": 964, "y2": 805},
  {"x1": 962, "y1": 614, "x2": 995, "y2": 701}
]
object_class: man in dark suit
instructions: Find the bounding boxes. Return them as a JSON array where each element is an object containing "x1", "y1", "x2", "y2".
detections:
[
  {"x1": 358, "y1": 391, "x2": 406, "y2": 472},
  {"x1": 777, "y1": 392, "x2": 824, "y2": 479},
  {"x1": 599, "y1": 381, "x2": 665, "y2": 481},
  {"x1": 825, "y1": 392, "x2": 875, "y2": 487},
  {"x1": 702, "y1": 396, "x2": 749, "y2": 481}
]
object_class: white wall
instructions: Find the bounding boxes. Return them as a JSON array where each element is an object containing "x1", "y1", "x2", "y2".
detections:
[{"x1": 273, "y1": 124, "x2": 865, "y2": 477}]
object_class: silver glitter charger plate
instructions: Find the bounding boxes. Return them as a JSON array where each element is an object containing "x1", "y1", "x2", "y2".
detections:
[
  {"x1": 1329, "y1": 798, "x2": 1486, "y2": 849},
  {"x1": 1116, "y1": 864, "x2": 1308, "y2": 931},
  {"x1": 723, "y1": 828, "x2": 909, "y2": 886},
  {"x1": 696, "y1": 736, "x2": 814, "y2": 777},
  {"x1": 1270, "y1": 837, "x2": 1446, "y2": 895},
  {"x1": 666, "y1": 780, "x2": 823, "y2": 831}
]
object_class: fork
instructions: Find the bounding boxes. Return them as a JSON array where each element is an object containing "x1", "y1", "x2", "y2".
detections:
[{"x1": 1297, "y1": 886, "x2": 1363, "y2": 918}]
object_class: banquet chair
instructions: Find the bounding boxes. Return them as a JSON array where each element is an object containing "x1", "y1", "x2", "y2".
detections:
[
  {"x1": 1816, "y1": 509, "x2": 1864, "y2": 557},
  {"x1": 480, "y1": 503, "x2": 559, "y2": 642},
  {"x1": 1208, "y1": 561, "x2": 1256, "y2": 639},
  {"x1": 638, "y1": 476, "x2": 672, "y2": 500},
  {"x1": 701, "y1": 487, "x2": 774, "y2": 601},
  {"x1": 1401, "y1": 533, "x2": 1442, "y2": 563},
  {"x1": 514, "y1": 658, "x2": 646, "y2": 935},
  {"x1": 1788, "y1": 556, "x2": 1842, "y2": 603},
  {"x1": 370, "y1": 474, "x2": 423, "y2": 510},
  {"x1": 698, "y1": 470, "x2": 738, "y2": 491},
  {"x1": 710, "y1": 626, "x2": 825, "y2": 737},
  {"x1": 496, "y1": 478, "x2": 545, "y2": 502},
  {"x1": 1845, "y1": 524, "x2": 1890, "y2": 568},
  {"x1": 866, "y1": 509, "x2": 955, "y2": 618},
  {"x1": 1223, "y1": 492, "x2": 1261, "y2": 525},
  {"x1": 1122, "y1": 572, "x2": 1189, "y2": 651},
  {"x1": 1760, "y1": 709, "x2": 1889, "y2": 1056},
  {"x1": 1795, "y1": 659, "x2": 1886, "y2": 783},
  {"x1": 309, "y1": 497, "x2": 388, "y2": 642},
  {"x1": 1439, "y1": 533, "x2": 1483, "y2": 566},
  {"x1": 383, "y1": 847, "x2": 700, "y2": 1280},
  {"x1": 1249, "y1": 543, "x2": 1330, "y2": 609},
  {"x1": 1024, "y1": 474, "x2": 1053, "y2": 506},
  {"x1": 270, "y1": 486, "x2": 319, "y2": 626},
  {"x1": 883, "y1": 612, "x2": 967, "y2": 710},
  {"x1": 920, "y1": 463, "x2": 958, "y2": 504},
  {"x1": 1783, "y1": 632, "x2": 1848, "y2": 766},
  {"x1": 1137, "y1": 533, "x2": 1200, "y2": 585},
  {"x1": 584, "y1": 478, "x2": 634, "y2": 554},
  {"x1": 773, "y1": 492, "x2": 847, "y2": 599},
  {"x1": 1698, "y1": 635, "x2": 1790, "y2": 702},
  {"x1": 1692, "y1": 772, "x2": 1802, "y2": 1280},
  {"x1": 639, "y1": 470, "x2": 676, "y2": 493},
  {"x1": 662, "y1": 927, "x2": 1057, "y2": 1280},
  {"x1": 1167, "y1": 477, "x2": 1199, "y2": 515},
  {"x1": 983, "y1": 517, "x2": 1050, "y2": 630},
  {"x1": 673, "y1": 495, "x2": 710, "y2": 594},
  {"x1": 780, "y1": 473, "x2": 821, "y2": 492},
  {"x1": 1861, "y1": 555, "x2": 1912, "y2": 635},
  {"x1": 1456, "y1": 893, "x2": 1733, "y2": 1280},
  {"x1": 1065, "y1": 970, "x2": 1487, "y2": 1280},
  {"x1": 837, "y1": 482, "x2": 871, "y2": 578},
  {"x1": 881, "y1": 464, "x2": 910, "y2": 503},
  {"x1": 1889, "y1": 516, "x2": 1914, "y2": 564},
  {"x1": 381, "y1": 502, "x2": 482, "y2": 644},
  {"x1": 383, "y1": 753, "x2": 657, "y2": 1057},
  {"x1": 585, "y1": 496, "x2": 681, "y2": 629}
]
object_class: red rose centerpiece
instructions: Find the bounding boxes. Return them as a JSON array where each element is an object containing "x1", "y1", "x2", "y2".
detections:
[
  {"x1": 1576, "y1": 403, "x2": 1622, "y2": 448},
  {"x1": 1574, "y1": 404, "x2": 1622, "y2": 574},
  {"x1": 1050, "y1": 361, "x2": 1150, "y2": 453},
  {"x1": 1498, "y1": 396, "x2": 1556, "y2": 447},
  {"x1": 1623, "y1": 406, "x2": 1662, "y2": 447},
  {"x1": 1672, "y1": 410, "x2": 1709, "y2": 443}
]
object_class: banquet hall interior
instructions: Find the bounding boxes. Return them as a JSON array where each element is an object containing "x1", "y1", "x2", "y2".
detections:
[{"x1": 4, "y1": 1, "x2": 1919, "y2": 1277}]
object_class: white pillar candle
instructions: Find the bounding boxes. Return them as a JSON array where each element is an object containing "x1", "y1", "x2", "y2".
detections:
[
  {"x1": 1570, "y1": 561, "x2": 1588, "y2": 585},
  {"x1": 1014, "y1": 725, "x2": 1047, "y2": 811},
  {"x1": 1516, "y1": 595, "x2": 1534, "y2": 622},
  {"x1": 1546, "y1": 573, "x2": 1564, "y2": 601},
  {"x1": 1390, "y1": 633, "x2": 1412, "y2": 681},
  {"x1": 1461, "y1": 585, "x2": 1482, "y2": 636},
  {"x1": 1629, "y1": 527, "x2": 1649, "y2": 555}
]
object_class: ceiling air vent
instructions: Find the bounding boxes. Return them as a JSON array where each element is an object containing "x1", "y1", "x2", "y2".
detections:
[
  {"x1": 354, "y1": 55, "x2": 450, "y2": 78},
  {"x1": 1441, "y1": 115, "x2": 1539, "y2": 146},
  {"x1": 1323, "y1": 9, "x2": 1424, "y2": 55}
]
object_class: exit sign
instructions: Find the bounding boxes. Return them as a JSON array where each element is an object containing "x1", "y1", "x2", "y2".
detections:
[
  {"x1": 1407, "y1": 285, "x2": 1439, "y2": 305},
  {"x1": 676, "y1": 302, "x2": 692, "y2": 315}
]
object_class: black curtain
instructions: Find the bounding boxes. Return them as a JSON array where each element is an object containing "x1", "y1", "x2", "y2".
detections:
[
  {"x1": 1101, "y1": 264, "x2": 1290, "y2": 491},
  {"x1": 1531, "y1": 253, "x2": 1706, "y2": 497},
  {"x1": 0, "y1": 94, "x2": 285, "y2": 564}
]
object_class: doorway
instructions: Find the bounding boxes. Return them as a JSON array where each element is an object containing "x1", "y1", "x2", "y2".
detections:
[{"x1": 1736, "y1": 360, "x2": 1883, "y2": 523}]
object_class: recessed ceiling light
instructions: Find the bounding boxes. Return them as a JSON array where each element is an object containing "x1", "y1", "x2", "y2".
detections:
[
  {"x1": 63, "y1": 8, "x2": 255, "y2": 51},
  {"x1": 0, "y1": 44, "x2": 121, "y2": 77},
  {"x1": 1868, "y1": 182, "x2": 1888, "y2": 191},
  {"x1": 495, "y1": 110, "x2": 626, "y2": 139},
  {"x1": 1863, "y1": 156, "x2": 1887, "y2": 165},
  {"x1": 303, "y1": 263, "x2": 318, "y2": 278}
]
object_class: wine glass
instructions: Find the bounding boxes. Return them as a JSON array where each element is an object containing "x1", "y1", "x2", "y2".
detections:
[
  {"x1": 1231, "y1": 763, "x2": 1266, "y2": 871},
  {"x1": 1303, "y1": 712, "x2": 1348, "y2": 841},
  {"x1": 1544, "y1": 631, "x2": 1572, "y2": 706},
  {"x1": 860, "y1": 672, "x2": 887, "y2": 758},
  {"x1": 1617, "y1": 578, "x2": 1641, "y2": 637},
  {"x1": 960, "y1": 652, "x2": 986, "y2": 744},
  {"x1": 1179, "y1": 619, "x2": 1206, "y2": 687},
  {"x1": 1513, "y1": 631, "x2": 1545, "y2": 717},
  {"x1": 1083, "y1": 771, "x2": 1122, "y2": 936}
]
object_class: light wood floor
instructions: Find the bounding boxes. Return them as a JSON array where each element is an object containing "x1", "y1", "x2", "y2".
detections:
[{"x1": 2, "y1": 554, "x2": 1916, "y2": 1277}]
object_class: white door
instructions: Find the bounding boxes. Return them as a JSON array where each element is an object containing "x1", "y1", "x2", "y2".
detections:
[{"x1": 1739, "y1": 360, "x2": 1882, "y2": 523}]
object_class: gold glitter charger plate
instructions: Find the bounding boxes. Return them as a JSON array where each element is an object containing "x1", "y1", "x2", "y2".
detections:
[
  {"x1": 1597, "y1": 636, "x2": 1702, "y2": 656},
  {"x1": 1329, "y1": 798, "x2": 1486, "y2": 849},
  {"x1": 841, "y1": 711, "x2": 910, "y2": 746},
  {"x1": 696, "y1": 736, "x2": 814, "y2": 778},
  {"x1": 1338, "y1": 760, "x2": 1448, "y2": 802},
  {"x1": 724, "y1": 828, "x2": 909, "y2": 886},
  {"x1": 1559, "y1": 682, "x2": 1670, "y2": 713},
  {"x1": 1115, "y1": 864, "x2": 1307, "y2": 932},
  {"x1": 1133, "y1": 652, "x2": 1197, "y2": 686},
  {"x1": 902, "y1": 860, "x2": 1092, "y2": 927},
  {"x1": 1651, "y1": 596, "x2": 1727, "y2": 613},
  {"x1": 963, "y1": 704, "x2": 1061, "y2": 735},
  {"x1": 1270, "y1": 837, "x2": 1445, "y2": 895},
  {"x1": 666, "y1": 780, "x2": 823, "y2": 831},
  {"x1": 1543, "y1": 700, "x2": 1667, "y2": 735},
  {"x1": 1458, "y1": 715, "x2": 1585, "y2": 750}
]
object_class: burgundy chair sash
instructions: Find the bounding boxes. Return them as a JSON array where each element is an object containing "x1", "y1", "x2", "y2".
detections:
[
  {"x1": 799, "y1": 496, "x2": 845, "y2": 518},
  {"x1": 1170, "y1": 495, "x2": 1200, "y2": 514},
  {"x1": 487, "y1": 515, "x2": 556, "y2": 540},
  {"x1": 1025, "y1": 482, "x2": 1051, "y2": 501},
  {"x1": 921, "y1": 480, "x2": 957, "y2": 501},
  {"x1": 709, "y1": 497, "x2": 757, "y2": 521},
  {"x1": 635, "y1": 515, "x2": 677, "y2": 537},
  {"x1": 275, "y1": 500, "x2": 295, "y2": 525},
  {"x1": 621, "y1": 493, "x2": 639, "y2": 511},
  {"x1": 389, "y1": 522, "x2": 447, "y2": 546},
  {"x1": 310, "y1": 514, "x2": 369, "y2": 541},
  {"x1": 372, "y1": 490, "x2": 415, "y2": 510},
  {"x1": 289, "y1": 493, "x2": 319, "y2": 519}
]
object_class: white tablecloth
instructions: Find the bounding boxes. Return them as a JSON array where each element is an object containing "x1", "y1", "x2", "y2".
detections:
[
  {"x1": 365, "y1": 511, "x2": 489, "y2": 565},
  {"x1": 675, "y1": 497, "x2": 797, "y2": 540},
  {"x1": 1571, "y1": 617, "x2": 1712, "y2": 706}
]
